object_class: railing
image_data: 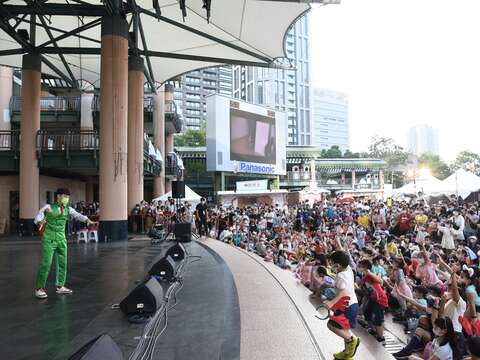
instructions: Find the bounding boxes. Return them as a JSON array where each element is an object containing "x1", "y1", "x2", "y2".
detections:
[
  {"x1": 36, "y1": 129, "x2": 99, "y2": 151},
  {"x1": 0, "y1": 130, "x2": 19, "y2": 151},
  {"x1": 164, "y1": 100, "x2": 183, "y2": 133},
  {"x1": 92, "y1": 95, "x2": 154, "y2": 113},
  {"x1": 165, "y1": 152, "x2": 184, "y2": 178},
  {"x1": 10, "y1": 96, "x2": 80, "y2": 113}
]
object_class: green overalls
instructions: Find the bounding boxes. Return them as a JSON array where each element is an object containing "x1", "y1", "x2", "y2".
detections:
[{"x1": 35, "y1": 203, "x2": 70, "y2": 289}]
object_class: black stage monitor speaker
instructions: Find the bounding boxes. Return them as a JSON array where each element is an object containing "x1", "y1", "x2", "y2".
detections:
[
  {"x1": 69, "y1": 334, "x2": 124, "y2": 360},
  {"x1": 149, "y1": 255, "x2": 176, "y2": 281},
  {"x1": 119, "y1": 277, "x2": 164, "y2": 316},
  {"x1": 166, "y1": 243, "x2": 186, "y2": 262},
  {"x1": 172, "y1": 180, "x2": 185, "y2": 199},
  {"x1": 174, "y1": 222, "x2": 191, "y2": 243}
]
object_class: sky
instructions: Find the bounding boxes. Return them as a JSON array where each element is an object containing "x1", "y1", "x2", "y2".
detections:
[{"x1": 310, "y1": 0, "x2": 480, "y2": 162}]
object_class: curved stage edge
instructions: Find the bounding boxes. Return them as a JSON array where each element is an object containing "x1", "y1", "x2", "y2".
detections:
[{"x1": 200, "y1": 238, "x2": 398, "y2": 360}]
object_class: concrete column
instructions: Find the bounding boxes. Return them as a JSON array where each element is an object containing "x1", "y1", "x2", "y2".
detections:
[
  {"x1": 19, "y1": 54, "x2": 41, "y2": 234},
  {"x1": 0, "y1": 66, "x2": 12, "y2": 132},
  {"x1": 165, "y1": 133, "x2": 174, "y2": 193},
  {"x1": 98, "y1": 16, "x2": 129, "y2": 242},
  {"x1": 80, "y1": 93, "x2": 94, "y2": 130},
  {"x1": 309, "y1": 158, "x2": 316, "y2": 188},
  {"x1": 152, "y1": 88, "x2": 165, "y2": 197},
  {"x1": 127, "y1": 56, "x2": 144, "y2": 211},
  {"x1": 164, "y1": 85, "x2": 174, "y2": 194},
  {"x1": 379, "y1": 169, "x2": 385, "y2": 189},
  {"x1": 341, "y1": 173, "x2": 346, "y2": 185},
  {"x1": 352, "y1": 170, "x2": 356, "y2": 190}
]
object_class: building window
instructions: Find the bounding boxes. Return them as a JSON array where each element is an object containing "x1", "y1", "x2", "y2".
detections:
[{"x1": 254, "y1": 81, "x2": 261, "y2": 104}]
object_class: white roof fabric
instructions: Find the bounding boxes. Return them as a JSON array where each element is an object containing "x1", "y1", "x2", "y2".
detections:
[
  {"x1": 0, "y1": 1, "x2": 310, "y2": 85},
  {"x1": 153, "y1": 185, "x2": 201, "y2": 203},
  {"x1": 393, "y1": 174, "x2": 443, "y2": 196},
  {"x1": 435, "y1": 169, "x2": 480, "y2": 198}
]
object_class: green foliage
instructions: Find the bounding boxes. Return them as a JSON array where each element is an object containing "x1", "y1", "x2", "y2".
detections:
[
  {"x1": 367, "y1": 136, "x2": 409, "y2": 187},
  {"x1": 174, "y1": 121, "x2": 206, "y2": 147},
  {"x1": 185, "y1": 160, "x2": 206, "y2": 173},
  {"x1": 418, "y1": 154, "x2": 451, "y2": 180},
  {"x1": 452, "y1": 151, "x2": 480, "y2": 175},
  {"x1": 320, "y1": 145, "x2": 343, "y2": 158}
]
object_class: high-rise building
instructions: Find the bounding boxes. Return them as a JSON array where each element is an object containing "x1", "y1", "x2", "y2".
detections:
[
  {"x1": 174, "y1": 66, "x2": 232, "y2": 130},
  {"x1": 312, "y1": 88, "x2": 350, "y2": 151},
  {"x1": 407, "y1": 125, "x2": 439, "y2": 156},
  {"x1": 232, "y1": 14, "x2": 312, "y2": 146}
]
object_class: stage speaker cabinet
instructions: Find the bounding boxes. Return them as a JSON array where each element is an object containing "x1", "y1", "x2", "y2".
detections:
[
  {"x1": 174, "y1": 222, "x2": 191, "y2": 243},
  {"x1": 69, "y1": 334, "x2": 124, "y2": 360},
  {"x1": 166, "y1": 243, "x2": 186, "y2": 262},
  {"x1": 119, "y1": 277, "x2": 164, "y2": 316},
  {"x1": 172, "y1": 180, "x2": 185, "y2": 199},
  {"x1": 149, "y1": 255, "x2": 177, "y2": 281}
]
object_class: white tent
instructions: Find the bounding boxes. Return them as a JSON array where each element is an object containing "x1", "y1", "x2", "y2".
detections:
[
  {"x1": 153, "y1": 185, "x2": 202, "y2": 204},
  {"x1": 301, "y1": 186, "x2": 330, "y2": 194},
  {"x1": 435, "y1": 169, "x2": 480, "y2": 198},
  {"x1": 393, "y1": 174, "x2": 443, "y2": 196}
]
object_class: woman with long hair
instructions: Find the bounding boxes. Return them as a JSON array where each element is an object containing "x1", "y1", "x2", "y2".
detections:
[{"x1": 408, "y1": 317, "x2": 456, "y2": 360}]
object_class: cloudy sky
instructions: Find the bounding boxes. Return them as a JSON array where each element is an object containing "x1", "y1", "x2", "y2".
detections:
[{"x1": 310, "y1": 0, "x2": 480, "y2": 161}]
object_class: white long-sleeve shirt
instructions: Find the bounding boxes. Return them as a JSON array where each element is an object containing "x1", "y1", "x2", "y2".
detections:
[{"x1": 34, "y1": 204, "x2": 89, "y2": 224}]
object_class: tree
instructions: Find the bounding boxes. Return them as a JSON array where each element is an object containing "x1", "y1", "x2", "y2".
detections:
[
  {"x1": 343, "y1": 150, "x2": 362, "y2": 158},
  {"x1": 368, "y1": 136, "x2": 409, "y2": 187},
  {"x1": 452, "y1": 151, "x2": 480, "y2": 175},
  {"x1": 174, "y1": 121, "x2": 206, "y2": 147},
  {"x1": 321, "y1": 145, "x2": 343, "y2": 158},
  {"x1": 417, "y1": 154, "x2": 451, "y2": 180}
]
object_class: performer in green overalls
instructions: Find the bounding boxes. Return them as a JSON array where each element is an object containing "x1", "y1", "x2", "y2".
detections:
[{"x1": 34, "y1": 188, "x2": 92, "y2": 299}]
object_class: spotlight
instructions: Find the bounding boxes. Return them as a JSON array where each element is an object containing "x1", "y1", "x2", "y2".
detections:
[
  {"x1": 153, "y1": 0, "x2": 161, "y2": 17},
  {"x1": 179, "y1": 0, "x2": 187, "y2": 21},
  {"x1": 202, "y1": 0, "x2": 211, "y2": 22}
]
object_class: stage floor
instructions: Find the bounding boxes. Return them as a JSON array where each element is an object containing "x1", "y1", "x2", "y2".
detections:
[
  {"x1": 0, "y1": 238, "x2": 240, "y2": 360},
  {"x1": 1, "y1": 236, "x2": 401, "y2": 360}
]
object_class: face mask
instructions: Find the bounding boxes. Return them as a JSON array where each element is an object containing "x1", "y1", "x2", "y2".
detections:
[
  {"x1": 60, "y1": 197, "x2": 69, "y2": 206},
  {"x1": 432, "y1": 327, "x2": 442, "y2": 337}
]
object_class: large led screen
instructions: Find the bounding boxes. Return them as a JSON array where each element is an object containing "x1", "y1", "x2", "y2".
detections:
[{"x1": 230, "y1": 108, "x2": 276, "y2": 165}]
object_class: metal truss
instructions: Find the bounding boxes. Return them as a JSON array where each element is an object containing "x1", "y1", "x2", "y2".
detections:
[{"x1": 0, "y1": 0, "x2": 277, "y2": 88}]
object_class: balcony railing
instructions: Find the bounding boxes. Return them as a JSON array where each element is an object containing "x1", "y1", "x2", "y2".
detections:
[
  {"x1": 92, "y1": 96, "x2": 154, "y2": 113},
  {"x1": 165, "y1": 152, "x2": 184, "y2": 178},
  {"x1": 36, "y1": 129, "x2": 99, "y2": 151},
  {"x1": 10, "y1": 96, "x2": 80, "y2": 113},
  {"x1": 0, "y1": 130, "x2": 19, "y2": 151}
]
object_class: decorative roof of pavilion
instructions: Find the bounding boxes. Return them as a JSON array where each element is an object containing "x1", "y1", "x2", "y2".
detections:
[{"x1": 176, "y1": 146, "x2": 388, "y2": 171}]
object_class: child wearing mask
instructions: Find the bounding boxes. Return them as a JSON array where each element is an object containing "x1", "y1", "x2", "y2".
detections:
[
  {"x1": 324, "y1": 251, "x2": 360, "y2": 359},
  {"x1": 357, "y1": 259, "x2": 388, "y2": 343}
]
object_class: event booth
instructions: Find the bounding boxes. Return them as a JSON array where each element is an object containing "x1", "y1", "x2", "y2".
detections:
[{"x1": 217, "y1": 189, "x2": 288, "y2": 208}]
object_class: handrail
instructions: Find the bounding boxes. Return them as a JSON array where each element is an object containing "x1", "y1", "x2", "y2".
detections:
[
  {"x1": 10, "y1": 96, "x2": 80, "y2": 112},
  {"x1": 36, "y1": 129, "x2": 99, "y2": 151},
  {"x1": 92, "y1": 95, "x2": 155, "y2": 113},
  {"x1": 0, "y1": 130, "x2": 19, "y2": 151}
]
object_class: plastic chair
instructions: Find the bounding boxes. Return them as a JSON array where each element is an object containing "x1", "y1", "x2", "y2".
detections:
[
  {"x1": 88, "y1": 230, "x2": 99, "y2": 243},
  {"x1": 77, "y1": 229, "x2": 88, "y2": 243}
]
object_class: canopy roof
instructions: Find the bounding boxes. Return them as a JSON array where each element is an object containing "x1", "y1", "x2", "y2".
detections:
[
  {"x1": 393, "y1": 174, "x2": 443, "y2": 196},
  {"x1": 0, "y1": 0, "x2": 310, "y2": 89},
  {"x1": 435, "y1": 169, "x2": 480, "y2": 198}
]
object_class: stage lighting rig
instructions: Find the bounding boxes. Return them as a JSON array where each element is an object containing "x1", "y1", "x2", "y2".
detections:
[
  {"x1": 203, "y1": 0, "x2": 211, "y2": 22},
  {"x1": 153, "y1": 0, "x2": 161, "y2": 17},
  {"x1": 179, "y1": 0, "x2": 187, "y2": 21}
]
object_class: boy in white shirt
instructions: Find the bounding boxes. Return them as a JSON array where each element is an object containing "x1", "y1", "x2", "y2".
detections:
[{"x1": 324, "y1": 250, "x2": 360, "y2": 359}]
